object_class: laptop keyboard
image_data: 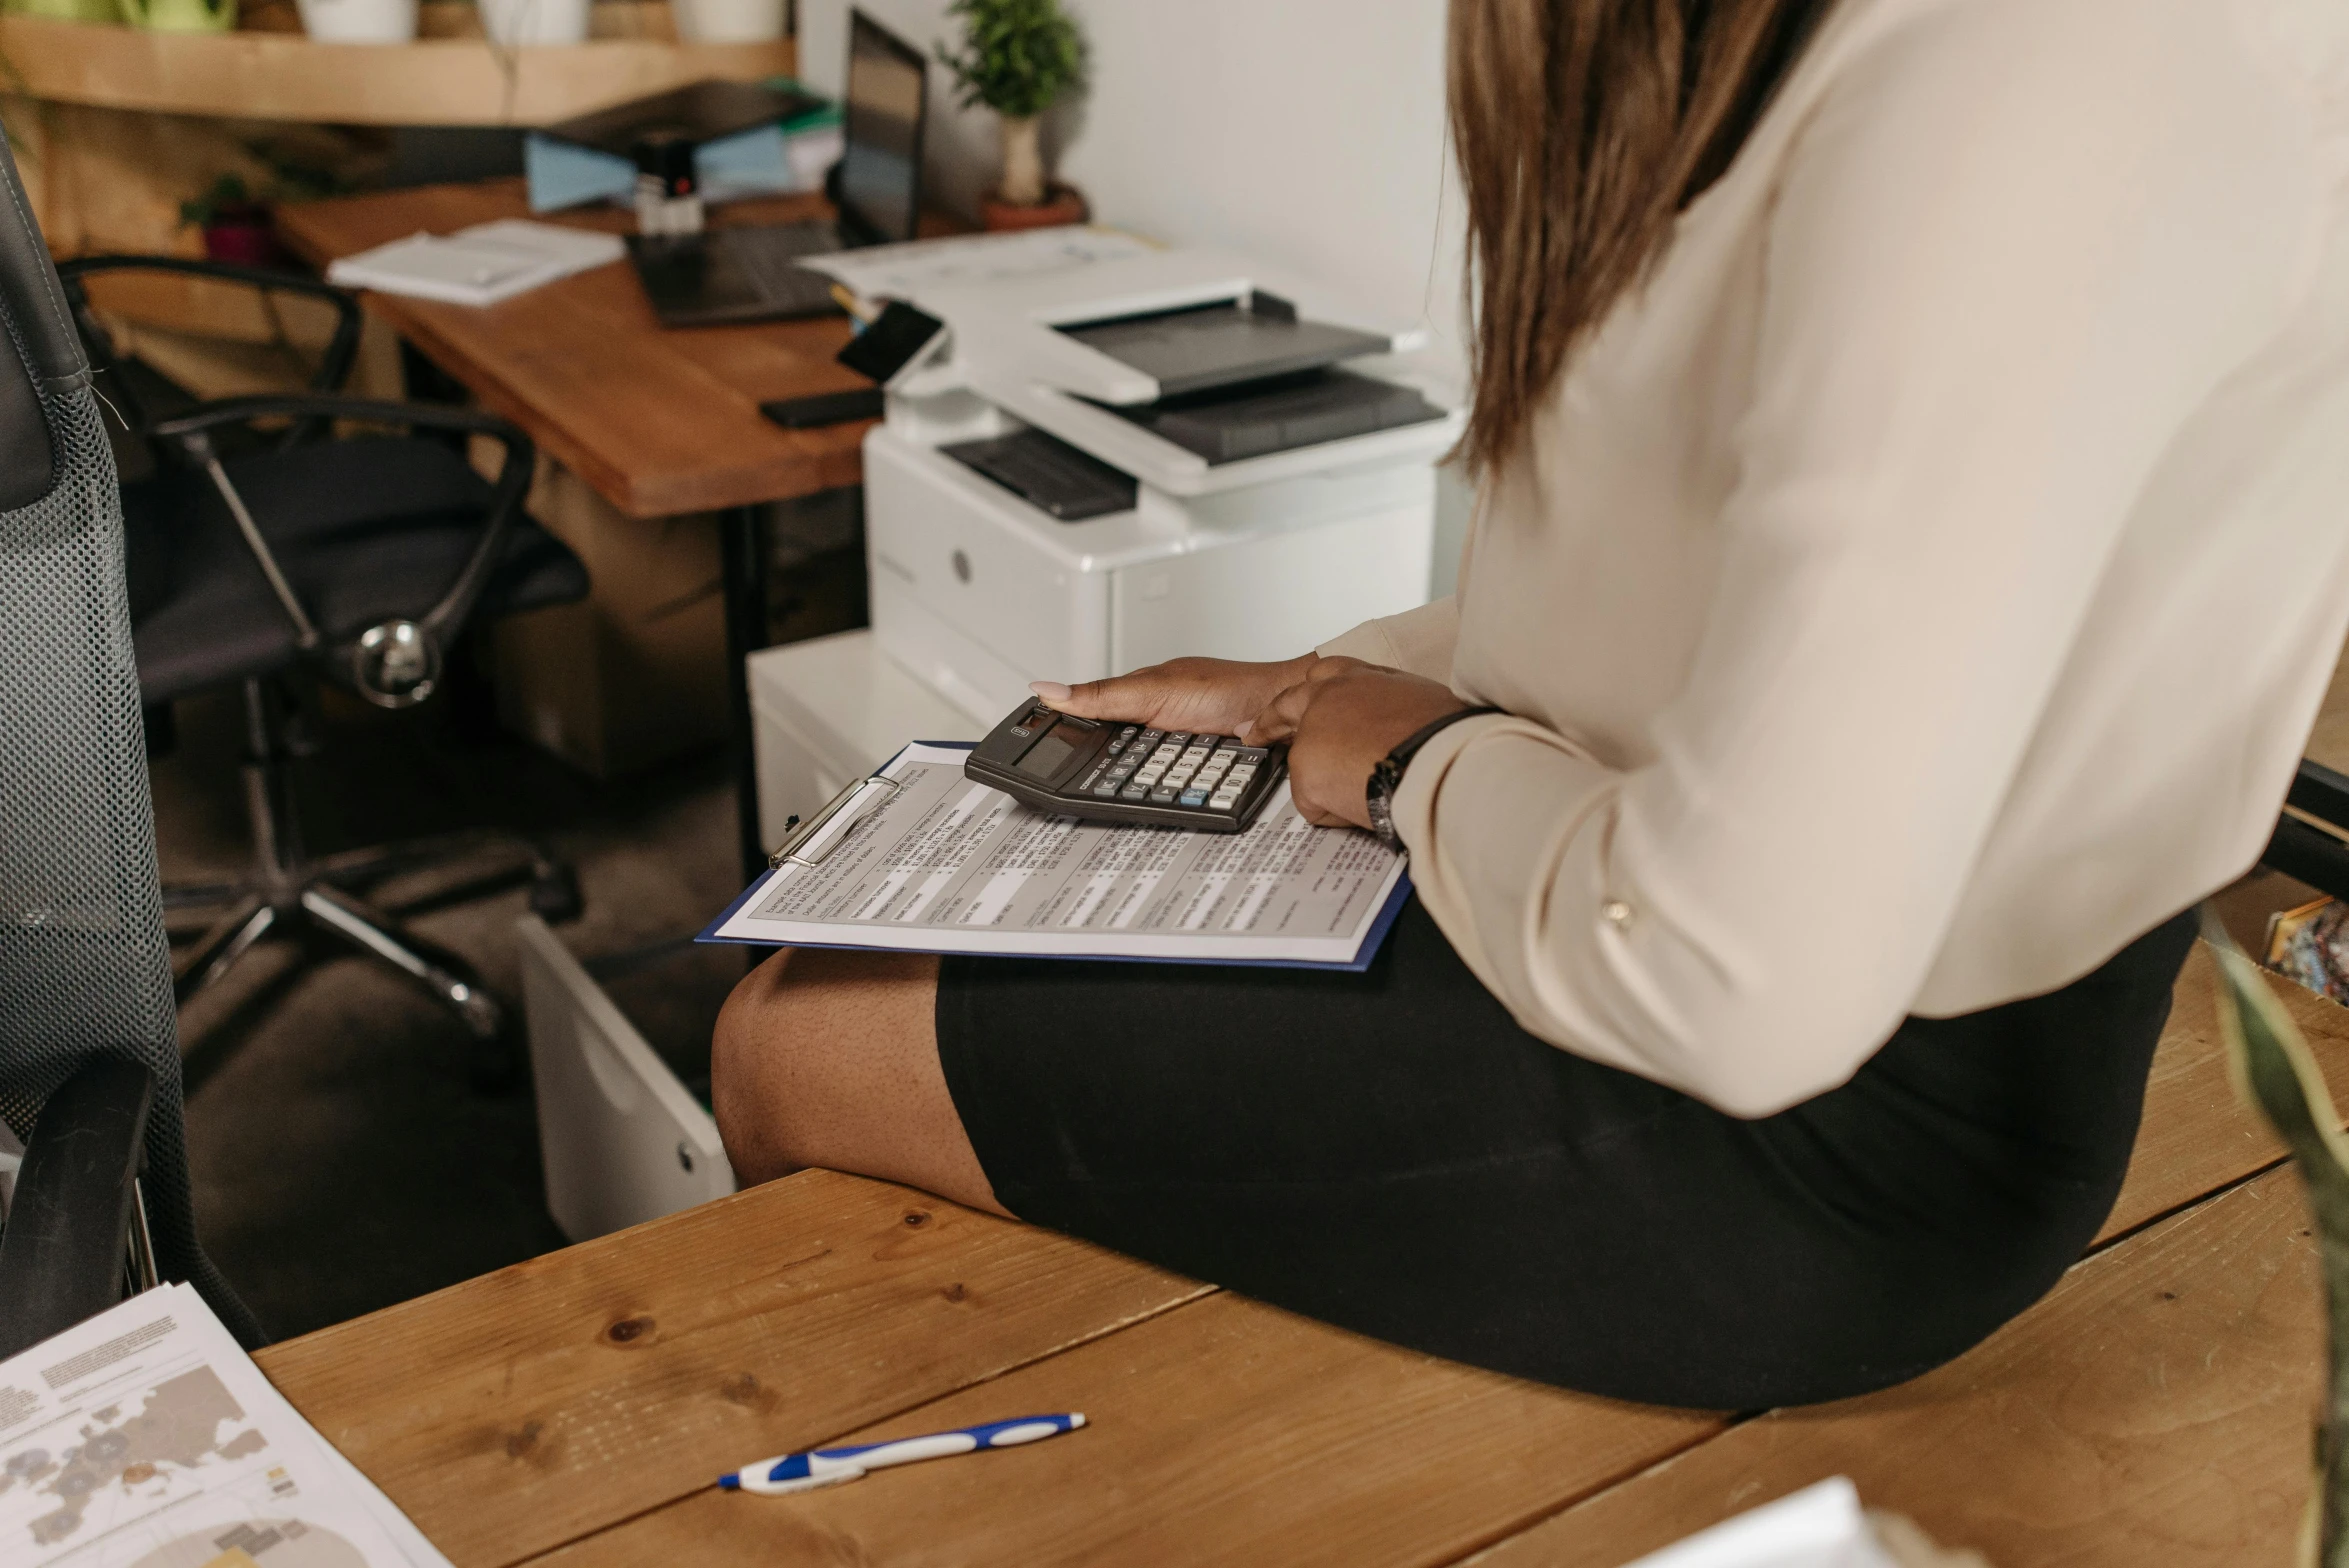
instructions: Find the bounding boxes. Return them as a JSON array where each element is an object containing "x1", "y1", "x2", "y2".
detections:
[{"x1": 721, "y1": 223, "x2": 841, "y2": 306}]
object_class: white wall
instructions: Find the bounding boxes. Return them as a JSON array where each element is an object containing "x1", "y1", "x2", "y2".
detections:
[{"x1": 800, "y1": 0, "x2": 1474, "y2": 593}]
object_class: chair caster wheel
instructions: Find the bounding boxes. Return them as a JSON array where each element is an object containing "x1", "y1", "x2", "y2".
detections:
[{"x1": 529, "y1": 862, "x2": 583, "y2": 924}]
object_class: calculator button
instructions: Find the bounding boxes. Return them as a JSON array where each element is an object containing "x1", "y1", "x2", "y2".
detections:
[
  {"x1": 1149, "y1": 785, "x2": 1180, "y2": 803},
  {"x1": 1179, "y1": 788, "x2": 1209, "y2": 806},
  {"x1": 1121, "y1": 782, "x2": 1149, "y2": 800},
  {"x1": 1093, "y1": 781, "x2": 1122, "y2": 798}
]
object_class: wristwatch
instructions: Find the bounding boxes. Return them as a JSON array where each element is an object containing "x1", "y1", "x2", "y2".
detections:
[{"x1": 1364, "y1": 707, "x2": 1499, "y2": 845}]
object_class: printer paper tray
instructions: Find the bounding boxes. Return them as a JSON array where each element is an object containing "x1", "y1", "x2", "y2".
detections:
[{"x1": 973, "y1": 374, "x2": 1463, "y2": 498}]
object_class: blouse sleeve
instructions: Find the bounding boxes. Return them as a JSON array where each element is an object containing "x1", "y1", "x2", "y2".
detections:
[
  {"x1": 1317, "y1": 595, "x2": 1460, "y2": 683},
  {"x1": 1394, "y1": 4, "x2": 2314, "y2": 1115}
]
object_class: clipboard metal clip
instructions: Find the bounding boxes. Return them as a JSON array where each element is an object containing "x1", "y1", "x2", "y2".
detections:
[{"x1": 769, "y1": 773, "x2": 903, "y2": 870}]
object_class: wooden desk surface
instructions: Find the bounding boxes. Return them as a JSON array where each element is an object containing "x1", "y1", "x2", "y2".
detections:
[
  {"x1": 250, "y1": 944, "x2": 2346, "y2": 1568},
  {"x1": 274, "y1": 181, "x2": 877, "y2": 519}
]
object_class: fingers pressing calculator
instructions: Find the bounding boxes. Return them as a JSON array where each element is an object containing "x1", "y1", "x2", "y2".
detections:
[{"x1": 966, "y1": 697, "x2": 1287, "y2": 832}]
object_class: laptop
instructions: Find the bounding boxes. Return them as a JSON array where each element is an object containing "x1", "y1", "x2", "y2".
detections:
[{"x1": 627, "y1": 8, "x2": 928, "y2": 328}]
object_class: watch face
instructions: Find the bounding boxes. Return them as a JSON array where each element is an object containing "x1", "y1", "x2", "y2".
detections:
[{"x1": 1365, "y1": 765, "x2": 1401, "y2": 843}]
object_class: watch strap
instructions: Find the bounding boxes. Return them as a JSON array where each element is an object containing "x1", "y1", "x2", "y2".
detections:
[{"x1": 1366, "y1": 706, "x2": 1499, "y2": 844}]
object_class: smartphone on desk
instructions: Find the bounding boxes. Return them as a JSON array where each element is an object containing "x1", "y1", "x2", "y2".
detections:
[
  {"x1": 761, "y1": 387, "x2": 885, "y2": 428},
  {"x1": 967, "y1": 698, "x2": 1287, "y2": 833}
]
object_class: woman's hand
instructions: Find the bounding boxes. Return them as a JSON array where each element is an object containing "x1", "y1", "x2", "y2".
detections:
[
  {"x1": 1032, "y1": 653, "x2": 1321, "y2": 740},
  {"x1": 1250, "y1": 658, "x2": 1470, "y2": 830}
]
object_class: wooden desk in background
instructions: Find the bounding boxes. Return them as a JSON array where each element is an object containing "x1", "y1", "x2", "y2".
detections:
[
  {"x1": 276, "y1": 180, "x2": 894, "y2": 877},
  {"x1": 249, "y1": 944, "x2": 2340, "y2": 1568}
]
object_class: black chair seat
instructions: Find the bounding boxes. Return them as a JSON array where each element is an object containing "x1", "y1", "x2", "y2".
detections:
[{"x1": 125, "y1": 437, "x2": 585, "y2": 705}]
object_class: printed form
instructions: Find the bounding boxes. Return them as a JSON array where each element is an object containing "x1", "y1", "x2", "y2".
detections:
[
  {"x1": 0, "y1": 1284, "x2": 450, "y2": 1568},
  {"x1": 706, "y1": 745, "x2": 1408, "y2": 968}
]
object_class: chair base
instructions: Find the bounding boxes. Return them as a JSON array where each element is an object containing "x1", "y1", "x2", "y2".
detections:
[{"x1": 167, "y1": 679, "x2": 582, "y2": 1088}]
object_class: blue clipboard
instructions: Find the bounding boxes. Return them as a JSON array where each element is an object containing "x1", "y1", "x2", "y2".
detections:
[{"x1": 696, "y1": 742, "x2": 1411, "y2": 973}]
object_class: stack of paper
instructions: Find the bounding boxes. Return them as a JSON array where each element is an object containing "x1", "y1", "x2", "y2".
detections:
[
  {"x1": 325, "y1": 219, "x2": 623, "y2": 307},
  {"x1": 0, "y1": 1284, "x2": 451, "y2": 1567}
]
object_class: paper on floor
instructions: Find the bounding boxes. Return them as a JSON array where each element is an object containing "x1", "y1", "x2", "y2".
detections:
[{"x1": 0, "y1": 1283, "x2": 450, "y2": 1568}]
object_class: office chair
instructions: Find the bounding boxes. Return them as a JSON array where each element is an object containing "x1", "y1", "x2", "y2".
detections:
[
  {"x1": 0, "y1": 138, "x2": 263, "y2": 1356},
  {"x1": 55, "y1": 256, "x2": 591, "y2": 1076}
]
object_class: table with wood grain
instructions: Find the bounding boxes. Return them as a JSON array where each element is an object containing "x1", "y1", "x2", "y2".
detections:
[
  {"x1": 251, "y1": 943, "x2": 2340, "y2": 1567},
  {"x1": 274, "y1": 180, "x2": 905, "y2": 878}
]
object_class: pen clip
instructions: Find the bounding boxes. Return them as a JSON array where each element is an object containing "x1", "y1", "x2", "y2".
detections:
[{"x1": 768, "y1": 773, "x2": 903, "y2": 870}]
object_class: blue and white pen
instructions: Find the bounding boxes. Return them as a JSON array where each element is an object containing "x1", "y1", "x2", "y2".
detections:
[{"x1": 719, "y1": 1413, "x2": 1086, "y2": 1496}]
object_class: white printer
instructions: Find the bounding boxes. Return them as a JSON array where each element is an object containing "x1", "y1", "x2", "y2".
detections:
[{"x1": 859, "y1": 245, "x2": 1463, "y2": 723}]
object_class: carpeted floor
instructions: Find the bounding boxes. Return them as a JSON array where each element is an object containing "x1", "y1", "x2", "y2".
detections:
[{"x1": 153, "y1": 674, "x2": 749, "y2": 1344}]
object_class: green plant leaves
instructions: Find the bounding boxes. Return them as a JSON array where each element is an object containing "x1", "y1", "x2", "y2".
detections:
[
  {"x1": 2207, "y1": 910, "x2": 2349, "y2": 1568},
  {"x1": 936, "y1": 0, "x2": 1086, "y2": 120}
]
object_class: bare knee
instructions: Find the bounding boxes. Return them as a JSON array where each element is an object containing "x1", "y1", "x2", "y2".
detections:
[
  {"x1": 712, "y1": 948, "x2": 809, "y2": 1186},
  {"x1": 707, "y1": 947, "x2": 999, "y2": 1213}
]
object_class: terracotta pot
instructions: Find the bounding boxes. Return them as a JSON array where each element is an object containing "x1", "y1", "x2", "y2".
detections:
[{"x1": 980, "y1": 183, "x2": 1090, "y2": 233}]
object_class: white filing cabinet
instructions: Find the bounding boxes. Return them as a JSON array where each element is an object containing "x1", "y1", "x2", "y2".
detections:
[{"x1": 748, "y1": 627, "x2": 984, "y2": 853}]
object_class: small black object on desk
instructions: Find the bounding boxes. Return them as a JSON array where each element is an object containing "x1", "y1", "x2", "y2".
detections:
[{"x1": 761, "y1": 387, "x2": 886, "y2": 428}]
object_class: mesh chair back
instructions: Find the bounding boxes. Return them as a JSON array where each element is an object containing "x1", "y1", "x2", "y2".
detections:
[{"x1": 0, "y1": 139, "x2": 260, "y2": 1345}]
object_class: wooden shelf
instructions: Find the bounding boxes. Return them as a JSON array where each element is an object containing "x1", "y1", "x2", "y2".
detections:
[{"x1": 0, "y1": 14, "x2": 795, "y2": 127}]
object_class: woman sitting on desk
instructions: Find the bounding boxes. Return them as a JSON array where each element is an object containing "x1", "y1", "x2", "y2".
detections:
[{"x1": 712, "y1": 0, "x2": 2349, "y2": 1406}]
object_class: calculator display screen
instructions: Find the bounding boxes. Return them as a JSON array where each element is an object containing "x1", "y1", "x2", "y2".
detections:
[{"x1": 1015, "y1": 728, "x2": 1082, "y2": 781}]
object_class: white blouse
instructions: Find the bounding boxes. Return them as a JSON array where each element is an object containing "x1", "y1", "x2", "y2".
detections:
[{"x1": 1324, "y1": 0, "x2": 2349, "y2": 1116}]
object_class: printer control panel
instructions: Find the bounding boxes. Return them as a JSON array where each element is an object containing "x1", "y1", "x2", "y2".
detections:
[{"x1": 967, "y1": 698, "x2": 1286, "y2": 833}]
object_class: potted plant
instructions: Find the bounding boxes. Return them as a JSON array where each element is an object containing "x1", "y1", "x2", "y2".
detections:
[
  {"x1": 936, "y1": 0, "x2": 1088, "y2": 231},
  {"x1": 180, "y1": 176, "x2": 281, "y2": 268}
]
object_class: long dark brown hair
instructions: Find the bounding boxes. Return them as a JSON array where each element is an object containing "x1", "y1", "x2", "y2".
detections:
[{"x1": 1450, "y1": 0, "x2": 1833, "y2": 473}]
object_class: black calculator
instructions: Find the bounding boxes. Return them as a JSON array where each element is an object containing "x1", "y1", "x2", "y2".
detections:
[{"x1": 966, "y1": 697, "x2": 1287, "y2": 832}]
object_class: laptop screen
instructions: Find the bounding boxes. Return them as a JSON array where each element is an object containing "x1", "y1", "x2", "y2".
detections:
[{"x1": 839, "y1": 10, "x2": 927, "y2": 245}]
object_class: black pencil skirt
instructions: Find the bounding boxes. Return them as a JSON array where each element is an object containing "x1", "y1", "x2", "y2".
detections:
[{"x1": 934, "y1": 897, "x2": 2199, "y2": 1410}]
